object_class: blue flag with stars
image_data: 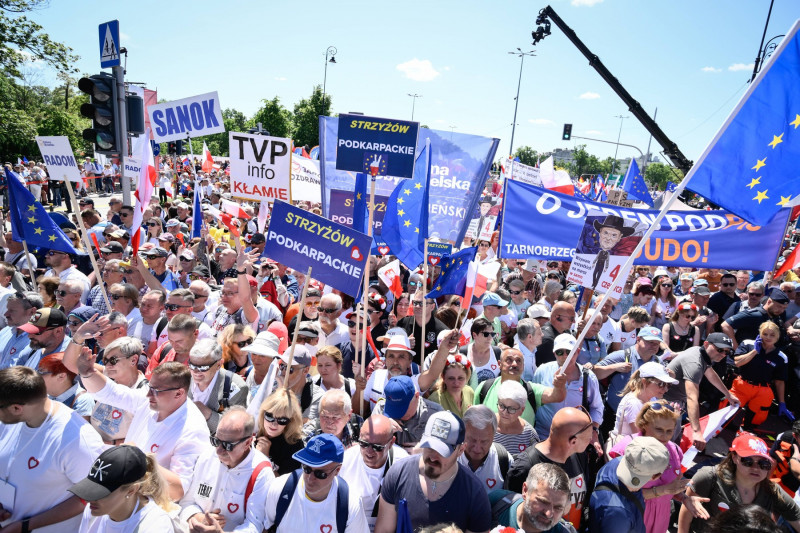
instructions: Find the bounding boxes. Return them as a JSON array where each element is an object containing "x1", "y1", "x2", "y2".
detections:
[
  {"x1": 352, "y1": 172, "x2": 368, "y2": 234},
  {"x1": 426, "y1": 247, "x2": 477, "y2": 299},
  {"x1": 666, "y1": 181, "x2": 677, "y2": 193},
  {"x1": 382, "y1": 139, "x2": 431, "y2": 269},
  {"x1": 622, "y1": 159, "x2": 654, "y2": 207},
  {"x1": 686, "y1": 21, "x2": 800, "y2": 226},
  {"x1": 6, "y1": 168, "x2": 77, "y2": 254}
]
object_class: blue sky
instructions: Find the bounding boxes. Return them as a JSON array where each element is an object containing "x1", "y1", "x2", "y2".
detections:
[{"x1": 20, "y1": 0, "x2": 800, "y2": 163}]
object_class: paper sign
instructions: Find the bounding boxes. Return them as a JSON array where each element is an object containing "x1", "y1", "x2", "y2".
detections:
[
  {"x1": 35, "y1": 136, "x2": 81, "y2": 183},
  {"x1": 229, "y1": 132, "x2": 292, "y2": 203},
  {"x1": 148, "y1": 91, "x2": 225, "y2": 142},
  {"x1": 505, "y1": 159, "x2": 542, "y2": 187},
  {"x1": 426, "y1": 242, "x2": 452, "y2": 266},
  {"x1": 264, "y1": 201, "x2": 371, "y2": 296},
  {"x1": 336, "y1": 114, "x2": 419, "y2": 178},
  {"x1": 290, "y1": 154, "x2": 321, "y2": 203}
]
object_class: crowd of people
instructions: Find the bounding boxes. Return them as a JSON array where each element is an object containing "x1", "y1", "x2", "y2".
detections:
[{"x1": 1, "y1": 157, "x2": 800, "y2": 533}]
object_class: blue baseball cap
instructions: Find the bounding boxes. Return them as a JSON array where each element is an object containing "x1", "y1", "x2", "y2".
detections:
[
  {"x1": 382, "y1": 376, "x2": 417, "y2": 419},
  {"x1": 637, "y1": 326, "x2": 662, "y2": 342},
  {"x1": 292, "y1": 434, "x2": 344, "y2": 467},
  {"x1": 481, "y1": 291, "x2": 509, "y2": 307}
]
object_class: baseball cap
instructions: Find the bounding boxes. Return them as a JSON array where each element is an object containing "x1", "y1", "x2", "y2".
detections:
[
  {"x1": 381, "y1": 334, "x2": 415, "y2": 356},
  {"x1": 179, "y1": 250, "x2": 195, "y2": 261},
  {"x1": 527, "y1": 305, "x2": 551, "y2": 320},
  {"x1": 638, "y1": 361, "x2": 678, "y2": 384},
  {"x1": 250, "y1": 233, "x2": 266, "y2": 244},
  {"x1": 297, "y1": 322, "x2": 319, "y2": 339},
  {"x1": 679, "y1": 273, "x2": 695, "y2": 281},
  {"x1": 418, "y1": 411, "x2": 466, "y2": 458},
  {"x1": 553, "y1": 333, "x2": 577, "y2": 353},
  {"x1": 617, "y1": 436, "x2": 670, "y2": 490},
  {"x1": 243, "y1": 331, "x2": 280, "y2": 358},
  {"x1": 637, "y1": 326, "x2": 662, "y2": 342},
  {"x1": 768, "y1": 288, "x2": 790, "y2": 304},
  {"x1": 78, "y1": 198, "x2": 94, "y2": 206},
  {"x1": 636, "y1": 276, "x2": 653, "y2": 287},
  {"x1": 68, "y1": 306, "x2": 97, "y2": 324},
  {"x1": 191, "y1": 265, "x2": 210, "y2": 277},
  {"x1": 143, "y1": 247, "x2": 169, "y2": 258},
  {"x1": 693, "y1": 279, "x2": 709, "y2": 287},
  {"x1": 68, "y1": 445, "x2": 147, "y2": 501},
  {"x1": 293, "y1": 434, "x2": 345, "y2": 467},
  {"x1": 382, "y1": 376, "x2": 417, "y2": 419},
  {"x1": 19, "y1": 308, "x2": 68, "y2": 334},
  {"x1": 481, "y1": 291, "x2": 509, "y2": 307},
  {"x1": 279, "y1": 344, "x2": 312, "y2": 367},
  {"x1": 176, "y1": 202, "x2": 190, "y2": 209},
  {"x1": 100, "y1": 241, "x2": 124, "y2": 254},
  {"x1": 377, "y1": 327, "x2": 408, "y2": 343},
  {"x1": 157, "y1": 233, "x2": 175, "y2": 243},
  {"x1": 730, "y1": 432, "x2": 773, "y2": 462},
  {"x1": 165, "y1": 219, "x2": 180, "y2": 228},
  {"x1": 693, "y1": 286, "x2": 711, "y2": 296},
  {"x1": 706, "y1": 332, "x2": 734, "y2": 350}
]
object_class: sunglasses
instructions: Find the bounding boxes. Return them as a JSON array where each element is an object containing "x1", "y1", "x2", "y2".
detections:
[
  {"x1": 569, "y1": 406, "x2": 595, "y2": 440},
  {"x1": 120, "y1": 268, "x2": 135, "y2": 275},
  {"x1": 317, "y1": 306, "x2": 338, "y2": 314},
  {"x1": 102, "y1": 354, "x2": 133, "y2": 366},
  {"x1": 264, "y1": 412, "x2": 290, "y2": 425},
  {"x1": 301, "y1": 465, "x2": 336, "y2": 479},
  {"x1": 554, "y1": 349, "x2": 571, "y2": 356},
  {"x1": 179, "y1": 256, "x2": 193, "y2": 262},
  {"x1": 347, "y1": 319, "x2": 370, "y2": 329},
  {"x1": 647, "y1": 379, "x2": 670, "y2": 389},
  {"x1": 36, "y1": 369, "x2": 52, "y2": 376},
  {"x1": 278, "y1": 363, "x2": 298, "y2": 375},
  {"x1": 190, "y1": 292, "x2": 208, "y2": 300},
  {"x1": 748, "y1": 293, "x2": 763, "y2": 297},
  {"x1": 209, "y1": 435, "x2": 249, "y2": 452},
  {"x1": 95, "y1": 327, "x2": 121, "y2": 338},
  {"x1": 509, "y1": 290, "x2": 523, "y2": 295},
  {"x1": 412, "y1": 301, "x2": 435, "y2": 307},
  {"x1": 661, "y1": 284, "x2": 673, "y2": 288},
  {"x1": 235, "y1": 339, "x2": 253, "y2": 348},
  {"x1": 478, "y1": 331, "x2": 496, "y2": 338},
  {"x1": 147, "y1": 223, "x2": 159, "y2": 227},
  {"x1": 146, "y1": 386, "x2": 180, "y2": 397},
  {"x1": 165, "y1": 303, "x2": 191, "y2": 311},
  {"x1": 647, "y1": 401, "x2": 676, "y2": 413},
  {"x1": 717, "y1": 348, "x2": 733, "y2": 356},
  {"x1": 357, "y1": 438, "x2": 391, "y2": 452},
  {"x1": 739, "y1": 456, "x2": 773, "y2": 471},
  {"x1": 721, "y1": 283, "x2": 736, "y2": 287},
  {"x1": 188, "y1": 361, "x2": 216, "y2": 372},
  {"x1": 497, "y1": 402, "x2": 520, "y2": 414},
  {"x1": 55, "y1": 290, "x2": 73, "y2": 297},
  {"x1": 684, "y1": 314, "x2": 697, "y2": 319},
  {"x1": 120, "y1": 213, "x2": 131, "y2": 217},
  {"x1": 67, "y1": 320, "x2": 83, "y2": 327},
  {"x1": 110, "y1": 294, "x2": 124, "y2": 300}
]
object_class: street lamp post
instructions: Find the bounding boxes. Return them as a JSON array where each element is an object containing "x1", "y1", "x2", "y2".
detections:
[
  {"x1": 322, "y1": 46, "x2": 337, "y2": 111},
  {"x1": 408, "y1": 93, "x2": 422, "y2": 121},
  {"x1": 508, "y1": 48, "x2": 535, "y2": 157},
  {"x1": 610, "y1": 114, "x2": 629, "y2": 177}
]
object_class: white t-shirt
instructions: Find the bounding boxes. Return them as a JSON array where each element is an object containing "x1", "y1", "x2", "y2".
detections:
[
  {"x1": 90, "y1": 380, "x2": 211, "y2": 492},
  {"x1": 598, "y1": 317, "x2": 621, "y2": 347},
  {"x1": 612, "y1": 392, "x2": 645, "y2": 438},
  {"x1": 256, "y1": 474, "x2": 368, "y2": 533},
  {"x1": 44, "y1": 266, "x2": 91, "y2": 304},
  {"x1": 90, "y1": 375, "x2": 149, "y2": 443},
  {"x1": 255, "y1": 298, "x2": 283, "y2": 332},
  {"x1": 457, "y1": 444, "x2": 512, "y2": 494},
  {"x1": 178, "y1": 448, "x2": 274, "y2": 532},
  {"x1": 319, "y1": 321, "x2": 350, "y2": 348},
  {"x1": 0, "y1": 402, "x2": 104, "y2": 533},
  {"x1": 364, "y1": 369, "x2": 421, "y2": 409},
  {"x1": 78, "y1": 498, "x2": 173, "y2": 533},
  {"x1": 339, "y1": 445, "x2": 409, "y2": 531},
  {"x1": 618, "y1": 324, "x2": 638, "y2": 350}
]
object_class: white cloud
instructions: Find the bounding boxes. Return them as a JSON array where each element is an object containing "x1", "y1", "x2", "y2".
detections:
[
  {"x1": 396, "y1": 58, "x2": 440, "y2": 82},
  {"x1": 274, "y1": 76, "x2": 287, "y2": 81},
  {"x1": 528, "y1": 118, "x2": 554, "y2": 125},
  {"x1": 434, "y1": 119, "x2": 446, "y2": 124},
  {"x1": 578, "y1": 91, "x2": 600, "y2": 100},
  {"x1": 701, "y1": 66, "x2": 721, "y2": 73},
  {"x1": 443, "y1": 66, "x2": 451, "y2": 71},
  {"x1": 728, "y1": 63, "x2": 754, "y2": 72},
  {"x1": 586, "y1": 130, "x2": 602, "y2": 135},
  {"x1": 572, "y1": 0, "x2": 603, "y2": 6}
]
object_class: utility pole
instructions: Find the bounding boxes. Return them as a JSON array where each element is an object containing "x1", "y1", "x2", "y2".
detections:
[{"x1": 508, "y1": 48, "x2": 535, "y2": 156}]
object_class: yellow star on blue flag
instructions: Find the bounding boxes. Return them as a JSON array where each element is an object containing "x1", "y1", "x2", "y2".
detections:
[
  {"x1": 685, "y1": 21, "x2": 800, "y2": 225},
  {"x1": 426, "y1": 247, "x2": 477, "y2": 299},
  {"x1": 621, "y1": 159, "x2": 653, "y2": 206},
  {"x1": 5, "y1": 168, "x2": 77, "y2": 254}
]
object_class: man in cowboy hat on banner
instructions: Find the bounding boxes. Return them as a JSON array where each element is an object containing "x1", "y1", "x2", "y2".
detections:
[{"x1": 589, "y1": 215, "x2": 635, "y2": 290}]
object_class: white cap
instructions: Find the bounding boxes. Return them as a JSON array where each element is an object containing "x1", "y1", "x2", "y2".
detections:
[{"x1": 638, "y1": 361, "x2": 678, "y2": 384}]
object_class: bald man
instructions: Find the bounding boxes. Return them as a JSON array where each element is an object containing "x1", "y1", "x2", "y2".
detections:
[
  {"x1": 537, "y1": 302, "x2": 576, "y2": 365},
  {"x1": 339, "y1": 415, "x2": 409, "y2": 531},
  {"x1": 507, "y1": 407, "x2": 593, "y2": 531}
]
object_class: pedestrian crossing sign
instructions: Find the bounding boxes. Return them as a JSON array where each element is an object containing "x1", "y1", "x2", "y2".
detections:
[{"x1": 99, "y1": 20, "x2": 121, "y2": 68}]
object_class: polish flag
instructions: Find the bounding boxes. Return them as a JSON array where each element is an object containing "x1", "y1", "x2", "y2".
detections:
[
  {"x1": 458, "y1": 318, "x2": 474, "y2": 347},
  {"x1": 257, "y1": 199, "x2": 270, "y2": 233},
  {"x1": 205, "y1": 205, "x2": 241, "y2": 237},
  {"x1": 378, "y1": 259, "x2": 403, "y2": 298},
  {"x1": 775, "y1": 245, "x2": 800, "y2": 278},
  {"x1": 201, "y1": 142, "x2": 214, "y2": 174},
  {"x1": 221, "y1": 199, "x2": 251, "y2": 220},
  {"x1": 540, "y1": 156, "x2": 574, "y2": 196},
  {"x1": 461, "y1": 261, "x2": 478, "y2": 311},
  {"x1": 132, "y1": 130, "x2": 157, "y2": 256}
]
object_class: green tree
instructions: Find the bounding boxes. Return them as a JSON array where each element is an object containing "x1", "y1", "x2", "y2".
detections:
[
  {"x1": 251, "y1": 97, "x2": 293, "y2": 139},
  {"x1": 512, "y1": 146, "x2": 538, "y2": 167},
  {"x1": 644, "y1": 162, "x2": 684, "y2": 190},
  {"x1": 293, "y1": 85, "x2": 331, "y2": 149}
]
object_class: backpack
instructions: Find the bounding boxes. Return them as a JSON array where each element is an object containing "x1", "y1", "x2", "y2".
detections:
[
  {"x1": 269, "y1": 468, "x2": 349, "y2": 533},
  {"x1": 476, "y1": 378, "x2": 538, "y2": 415},
  {"x1": 217, "y1": 370, "x2": 233, "y2": 412},
  {"x1": 490, "y1": 491, "x2": 523, "y2": 527},
  {"x1": 494, "y1": 443, "x2": 510, "y2": 483}
]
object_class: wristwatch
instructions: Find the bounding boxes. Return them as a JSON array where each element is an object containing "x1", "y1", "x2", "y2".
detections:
[{"x1": 20, "y1": 518, "x2": 30, "y2": 533}]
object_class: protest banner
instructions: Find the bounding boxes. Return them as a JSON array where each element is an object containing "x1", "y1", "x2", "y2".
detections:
[
  {"x1": 290, "y1": 154, "x2": 321, "y2": 203},
  {"x1": 229, "y1": 131, "x2": 292, "y2": 203},
  {"x1": 264, "y1": 201, "x2": 370, "y2": 296},
  {"x1": 566, "y1": 215, "x2": 647, "y2": 297},
  {"x1": 426, "y1": 241, "x2": 452, "y2": 266},
  {"x1": 336, "y1": 114, "x2": 419, "y2": 178},
  {"x1": 505, "y1": 159, "x2": 542, "y2": 187},
  {"x1": 329, "y1": 189, "x2": 389, "y2": 233},
  {"x1": 34, "y1": 136, "x2": 81, "y2": 182},
  {"x1": 499, "y1": 179, "x2": 789, "y2": 271},
  {"x1": 148, "y1": 91, "x2": 225, "y2": 142}
]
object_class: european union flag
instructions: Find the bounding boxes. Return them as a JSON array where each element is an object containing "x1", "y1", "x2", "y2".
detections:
[
  {"x1": 426, "y1": 247, "x2": 477, "y2": 299},
  {"x1": 6, "y1": 169, "x2": 77, "y2": 254},
  {"x1": 622, "y1": 158, "x2": 654, "y2": 206},
  {"x1": 382, "y1": 139, "x2": 431, "y2": 269},
  {"x1": 191, "y1": 180, "x2": 202, "y2": 239},
  {"x1": 352, "y1": 172, "x2": 368, "y2": 234},
  {"x1": 666, "y1": 181, "x2": 677, "y2": 193},
  {"x1": 594, "y1": 174, "x2": 607, "y2": 202},
  {"x1": 686, "y1": 21, "x2": 800, "y2": 225}
]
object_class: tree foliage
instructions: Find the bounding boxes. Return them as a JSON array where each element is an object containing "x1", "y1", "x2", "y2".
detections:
[
  {"x1": 293, "y1": 85, "x2": 330, "y2": 150},
  {"x1": 645, "y1": 162, "x2": 684, "y2": 190},
  {"x1": 251, "y1": 97, "x2": 293, "y2": 140},
  {"x1": 513, "y1": 146, "x2": 539, "y2": 167}
]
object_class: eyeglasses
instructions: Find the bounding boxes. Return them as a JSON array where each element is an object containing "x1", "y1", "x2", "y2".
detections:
[
  {"x1": 264, "y1": 412, "x2": 290, "y2": 425},
  {"x1": 717, "y1": 348, "x2": 733, "y2": 356},
  {"x1": 357, "y1": 439, "x2": 391, "y2": 452},
  {"x1": 317, "y1": 306, "x2": 338, "y2": 314},
  {"x1": 478, "y1": 331, "x2": 496, "y2": 338},
  {"x1": 721, "y1": 283, "x2": 736, "y2": 287},
  {"x1": 412, "y1": 300, "x2": 435, "y2": 307},
  {"x1": 188, "y1": 361, "x2": 216, "y2": 372},
  {"x1": 497, "y1": 402, "x2": 520, "y2": 414},
  {"x1": 235, "y1": 339, "x2": 253, "y2": 348},
  {"x1": 554, "y1": 349, "x2": 570, "y2": 356},
  {"x1": 320, "y1": 412, "x2": 345, "y2": 424},
  {"x1": 67, "y1": 320, "x2": 83, "y2": 327},
  {"x1": 209, "y1": 435, "x2": 249, "y2": 451},
  {"x1": 569, "y1": 407, "x2": 595, "y2": 440},
  {"x1": 102, "y1": 354, "x2": 134, "y2": 366},
  {"x1": 278, "y1": 363, "x2": 297, "y2": 375},
  {"x1": 302, "y1": 465, "x2": 337, "y2": 479},
  {"x1": 165, "y1": 303, "x2": 191, "y2": 311},
  {"x1": 146, "y1": 386, "x2": 180, "y2": 397},
  {"x1": 739, "y1": 456, "x2": 773, "y2": 471},
  {"x1": 509, "y1": 290, "x2": 523, "y2": 295}
]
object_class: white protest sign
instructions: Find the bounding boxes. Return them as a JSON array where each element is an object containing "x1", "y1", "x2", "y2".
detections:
[
  {"x1": 148, "y1": 91, "x2": 224, "y2": 142},
  {"x1": 35, "y1": 136, "x2": 81, "y2": 182},
  {"x1": 290, "y1": 154, "x2": 321, "y2": 203},
  {"x1": 507, "y1": 159, "x2": 542, "y2": 187},
  {"x1": 229, "y1": 131, "x2": 292, "y2": 203},
  {"x1": 123, "y1": 136, "x2": 145, "y2": 180}
]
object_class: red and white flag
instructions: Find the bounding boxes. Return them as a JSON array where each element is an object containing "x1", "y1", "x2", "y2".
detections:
[
  {"x1": 205, "y1": 205, "x2": 241, "y2": 237},
  {"x1": 132, "y1": 130, "x2": 156, "y2": 256},
  {"x1": 775, "y1": 245, "x2": 800, "y2": 278},
  {"x1": 540, "y1": 156, "x2": 574, "y2": 196},
  {"x1": 221, "y1": 198, "x2": 251, "y2": 220},
  {"x1": 201, "y1": 141, "x2": 214, "y2": 174},
  {"x1": 257, "y1": 199, "x2": 269, "y2": 233},
  {"x1": 378, "y1": 259, "x2": 403, "y2": 298}
]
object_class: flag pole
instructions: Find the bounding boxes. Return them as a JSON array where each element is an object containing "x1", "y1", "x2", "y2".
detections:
[
  {"x1": 64, "y1": 175, "x2": 111, "y2": 311},
  {"x1": 284, "y1": 266, "x2": 313, "y2": 390},
  {"x1": 21, "y1": 241, "x2": 37, "y2": 288},
  {"x1": 360, "y1": 176, "x2": 378, "y2": 378},
  {"x1": 420, "y1": 238, "x2": 429, "y2": 365}
]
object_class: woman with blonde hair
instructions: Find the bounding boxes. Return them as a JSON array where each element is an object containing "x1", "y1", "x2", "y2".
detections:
[
  {"x1": 255, "y1": 388, "x2": 304, "y2": 475},
  {"x1": 219, "y1": 323, "x2": 256, "y2": 376},
  {"x1": 313, "y1": 345, "x2": 356, "y2": 396},
  {"x1": 610, "y1": 361, "x2": 677, "y2": 440},
  {"x1": 69, "y1": 445, "x2": 175, "y2": 532},
  {"x1": 428, "y1": 354, "x2": 474, "y2": 418}
]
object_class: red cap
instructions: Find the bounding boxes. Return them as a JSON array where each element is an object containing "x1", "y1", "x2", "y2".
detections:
[
  {"x1": 246, "y1": 275, "x2": 258, "y2": 288},
  {"x1": 730, "y1": 433, "x2": 772, "y2": 461}
]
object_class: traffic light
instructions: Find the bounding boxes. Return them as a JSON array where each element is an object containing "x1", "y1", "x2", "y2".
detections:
[
  {"x1": 176, "y1": 140, "x2": 183, "y2": 156},
  {"x1": 168, "y1": 142, "x2": 177, "y2": 155},
  {"x1": 562, "y1": 123, "x2": 572, "y2": 141},
  {"x1": 78, "y1": 73, "x2": 119, "y2": 155}
]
